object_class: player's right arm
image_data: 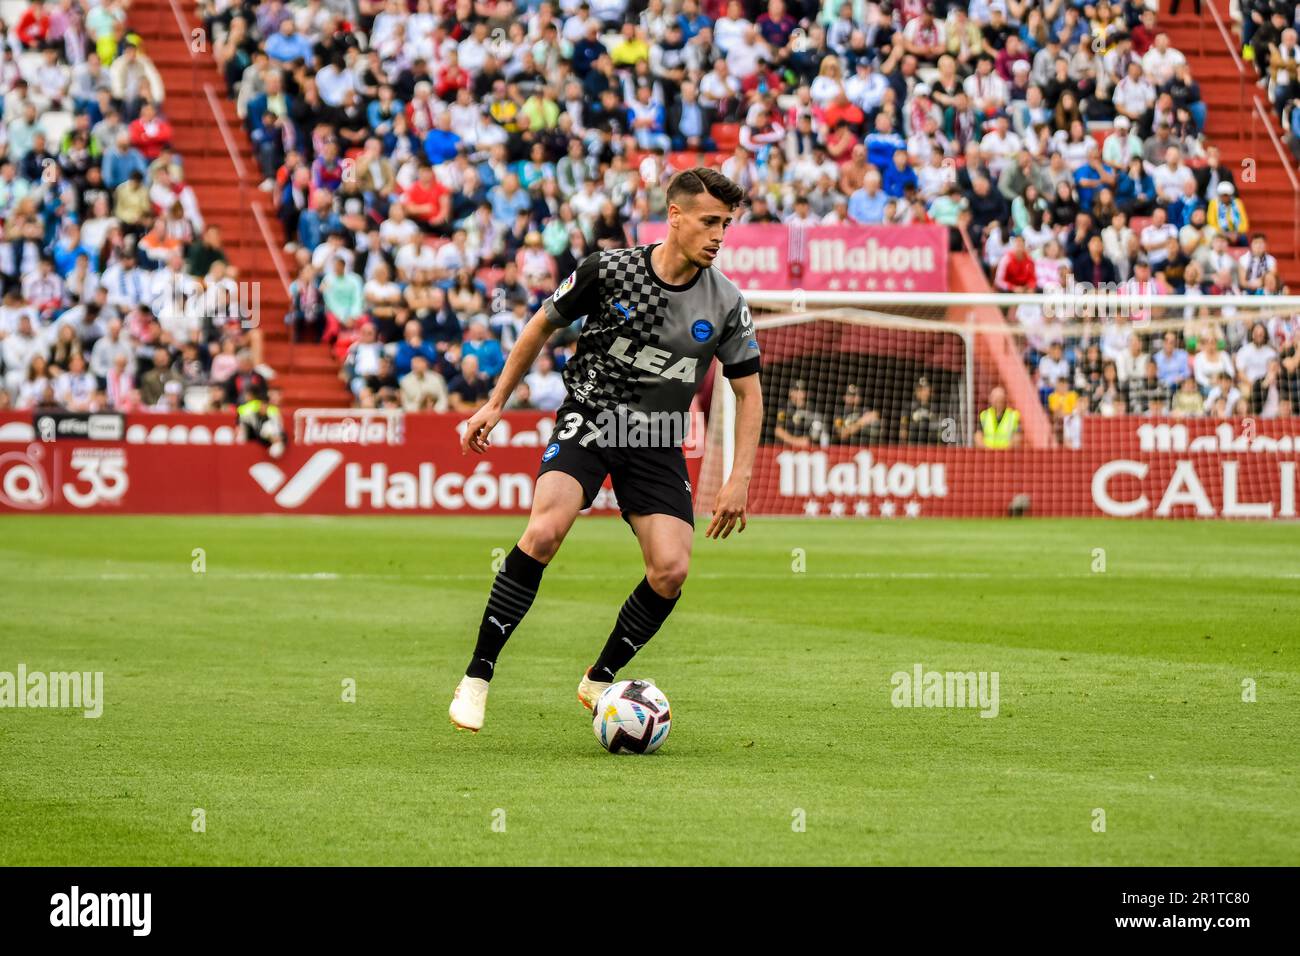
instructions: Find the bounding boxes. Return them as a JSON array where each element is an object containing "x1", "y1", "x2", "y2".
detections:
[
  {"x1": 459, "y1": 307, "x2": 553, "y2": 454},
  {"x1": 460, "y1": 254, "x2": 602, "y2": 454}
]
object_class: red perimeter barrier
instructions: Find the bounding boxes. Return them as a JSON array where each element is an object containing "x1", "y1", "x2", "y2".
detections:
[{"x1": 1, "y1": 412, "x2": 1296, "y2": 518}]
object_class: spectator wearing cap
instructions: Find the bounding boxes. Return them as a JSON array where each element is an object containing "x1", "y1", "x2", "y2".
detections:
[
  {"x1": 1103, "y1": 115, "x2": 1143, "y2": 167},
  {"x1": 774, "y1": 379, "x2": 823, "y2": 448},
  {"x1": 1206, "y1": 181, "x2": 1249, "y2": 246},
  {"x1": 900, "y1": 376, "x2": 941, "y2": 445},
  {"x1": 831, "y1": 383, "x2": 881, "y2": 446},
  {"x1": 845, "y1": 56, "x2": 888, "y2": 116}
]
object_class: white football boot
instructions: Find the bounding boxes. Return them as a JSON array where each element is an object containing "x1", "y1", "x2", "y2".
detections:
[
  {"x1": 449, "y1": 676, "x2": 490, "y2": 732},
  {"x1": 577, "y1": 667, "x2": 612, "y2": 711}
]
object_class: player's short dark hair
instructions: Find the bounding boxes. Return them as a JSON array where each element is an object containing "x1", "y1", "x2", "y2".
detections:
[{"x1": 665, "y1": 168, "x2": 747, "y2": 211}]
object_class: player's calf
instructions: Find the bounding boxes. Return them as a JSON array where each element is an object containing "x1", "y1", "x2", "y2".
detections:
[
  {"x1": 587, "y1": 576, "x2": 681, "y2": 686},
  {"x1": 463, "y1": 544, "x2": 547, "y2": 681}
]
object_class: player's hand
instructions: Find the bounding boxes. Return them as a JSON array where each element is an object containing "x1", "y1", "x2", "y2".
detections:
[
  {"x1": 705, "y1": 478, "x2": 749, "y2": 540},
  {"x1": 460, "y1": 402, "x2": 502, "y2": 455}
]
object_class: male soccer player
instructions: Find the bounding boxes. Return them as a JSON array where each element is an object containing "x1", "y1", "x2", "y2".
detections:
[{"x1": 448, "y1": 168, "x2": 763, "y2": 732}]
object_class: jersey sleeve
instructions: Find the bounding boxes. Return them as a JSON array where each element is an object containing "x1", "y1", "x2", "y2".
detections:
[
  {"x1": 544, "y1": 252, "x2": 602, "y2": 327},
  {"x1": 716, "y1": 293, "x2": 761, "y2": 379}
]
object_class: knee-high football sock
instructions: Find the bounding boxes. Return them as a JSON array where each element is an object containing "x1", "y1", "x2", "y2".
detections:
[
  {"x1": 590, "y1": 577, "x2": 680, "y2": 681},
  {"x1": 466, "y1": 545, "x2": 546, "y2": 681}
]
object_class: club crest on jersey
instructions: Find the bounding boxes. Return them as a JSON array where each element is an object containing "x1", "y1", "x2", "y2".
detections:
[
  {"x1": 691, "y1": 319, "x2": 714, "y2": 342},
  {"x1": 555, "y1": 271, "x2": 576, "y2": 300},
  {"x1": 542, "y1": 442, "x2": 560, "y2": 462}
]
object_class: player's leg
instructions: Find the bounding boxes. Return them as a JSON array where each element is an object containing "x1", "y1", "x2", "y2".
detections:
[
  {"x1": 578, "y1": 447, "x2": 694, "y2": 709},
  {"x1": 450, "y1": 472, "x2": 586, "y2": 732},
  {"x1": 451, "y1": 413, "x2": 608, "y2": 732}
]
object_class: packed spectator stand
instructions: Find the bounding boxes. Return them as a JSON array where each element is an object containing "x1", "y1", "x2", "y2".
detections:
[
  {"x1": 0, "y1": 0, "x2": 274, "y2": 416},
  {"x1": 2, "y1": 0, "x2": 1299, "y2": 442}
]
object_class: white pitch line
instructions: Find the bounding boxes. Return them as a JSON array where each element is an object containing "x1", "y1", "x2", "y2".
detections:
[{"x1": 19, "y1": 570, "x2": 1300, "y2": 582}]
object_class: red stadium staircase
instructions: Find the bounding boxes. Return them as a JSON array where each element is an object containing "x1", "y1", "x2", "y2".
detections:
[
  {"x1": 1164, "y1": 1, "x2": 1300, "y2": 281},
  {"x1": 132, "y1": 0, "x2": 352, "y2": 407}
]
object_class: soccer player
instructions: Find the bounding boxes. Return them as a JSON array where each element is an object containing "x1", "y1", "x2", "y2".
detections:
[{"x1": 448, "y1": 168, "x2": 763, "y2": 732}]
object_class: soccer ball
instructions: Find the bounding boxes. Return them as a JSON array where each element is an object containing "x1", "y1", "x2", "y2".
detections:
[{"x1": 592, "y1": 680, "x2": 671, "y2": 754}]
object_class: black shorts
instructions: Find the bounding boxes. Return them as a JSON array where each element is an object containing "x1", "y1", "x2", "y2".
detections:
[{"x1": 537, "y1": 402, "x2": 695, "y2": 528}]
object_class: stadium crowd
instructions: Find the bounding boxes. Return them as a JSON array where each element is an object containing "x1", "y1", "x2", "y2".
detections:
[
  {"x1": 4, "y1": 0, "x2": 1300, "y2": 443},
  {"x1": 0, "y1": 0, "x2": 278, "y2": 416}
]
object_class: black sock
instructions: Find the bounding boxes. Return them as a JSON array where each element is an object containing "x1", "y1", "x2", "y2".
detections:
[
  {"x1": 466, "y1": 545, "x2": 546, "y2": 681},
  {"x1": 590, "y1": 577, "x2": 679, "y2": 682}
]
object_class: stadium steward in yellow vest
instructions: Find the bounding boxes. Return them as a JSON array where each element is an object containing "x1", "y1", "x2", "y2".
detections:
[{"x1": 977, "y1": 387, "x2": 1021, "y2": 449}]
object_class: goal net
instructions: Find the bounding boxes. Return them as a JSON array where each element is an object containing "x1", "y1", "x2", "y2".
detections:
[{"x1": 698, "y1": 291, "x2": 1300, "y2": 520}]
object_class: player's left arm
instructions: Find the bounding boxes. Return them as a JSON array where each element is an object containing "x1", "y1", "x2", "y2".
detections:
[
  {"x1": 706, "y1": 296, "x2": 763, "y2": 540},
  {"x1": 706, "y1": 371, "x2": 762, "y2": 540}
]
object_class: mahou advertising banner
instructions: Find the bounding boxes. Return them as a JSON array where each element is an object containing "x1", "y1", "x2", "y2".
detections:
[
  {"x1": 634, "y1": 223, "x2": 949, "y2": 292},
  {"x1": 1, "y1": 412, "x2": 1296, "y2": 519},
  {"x1": 755, "y1": 416, "x2": 1300, "y2": 520}
]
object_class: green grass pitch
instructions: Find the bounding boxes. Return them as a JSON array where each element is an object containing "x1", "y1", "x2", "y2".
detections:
[{"x1": 1, "y1": 515, "x2": 1297, "y2": 866}]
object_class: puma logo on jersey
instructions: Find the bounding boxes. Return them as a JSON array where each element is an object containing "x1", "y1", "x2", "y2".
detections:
[
  {"x1": 613, "y1": 302, "x2": 631, "y2": 322},
  {"x1": 608, "y1": 336, "x2": 698, "y2": 382},
  {"x1": 488, "y1": 616, "x2": 512, "y2": 635}
]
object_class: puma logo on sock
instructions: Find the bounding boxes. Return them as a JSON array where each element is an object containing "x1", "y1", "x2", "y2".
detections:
[{"x1": 489, "y1": 616, "x2": 512, "y2": 635}]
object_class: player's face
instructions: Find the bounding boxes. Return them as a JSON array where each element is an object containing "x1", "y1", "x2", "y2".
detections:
[{"x1": 672, "y1": 194, "x2": 735, "y2": 268}]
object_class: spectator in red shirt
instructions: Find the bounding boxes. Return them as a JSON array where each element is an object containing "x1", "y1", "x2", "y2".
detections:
[
  {"x1": 435, "y1": 51, "x2": 471, "y2": 100},
  {"x1": 823, "y1": 90, "x2": 865, "y2": 135},
  {"x1": 403, "y1": 162, "x2": 451, "y2": 235},
  {"x1": 15, "y1": 3, "x2": 49, "y2": 47},
  {"x1": 995, "y1": 236, "x2": 1037, "y2": 292},
  {"x1": 1131, "y1": 9, "x2": 1160, "y2": 57},
  {"x1": 128, "y1": 102, "x2": 173, "y2": 161}
]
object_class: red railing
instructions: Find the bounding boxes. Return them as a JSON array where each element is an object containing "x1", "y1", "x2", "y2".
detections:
[{"x1": 1205, "y1": 0, "x2": 1300, "y2": 266}]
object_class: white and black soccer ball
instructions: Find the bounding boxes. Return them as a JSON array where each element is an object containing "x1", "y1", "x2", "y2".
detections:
[{"x1": 593, "y1": 680, "x2": 671, "y2": 754}]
